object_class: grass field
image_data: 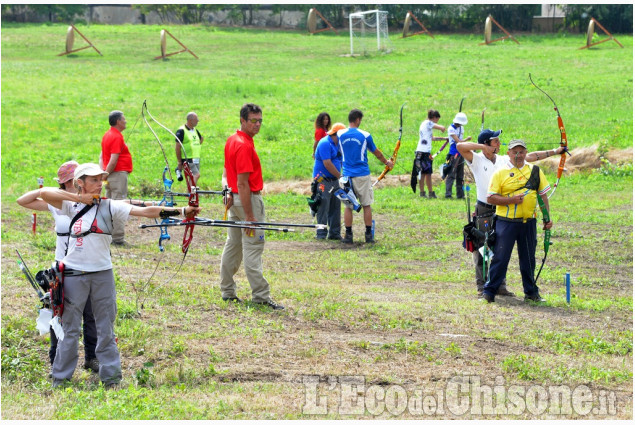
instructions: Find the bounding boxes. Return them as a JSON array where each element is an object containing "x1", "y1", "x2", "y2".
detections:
[{"x1": 1, "y1": 24, "x2": 633, "y2": 419}]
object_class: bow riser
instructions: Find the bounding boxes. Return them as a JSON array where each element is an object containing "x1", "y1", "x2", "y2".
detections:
[{"x1": 181, "y1": 160, "x2": 199, "y2": 254}]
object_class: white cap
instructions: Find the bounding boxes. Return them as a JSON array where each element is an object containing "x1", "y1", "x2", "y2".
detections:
[
  {"x1": 74, "y1": 163, "x2": 108, "y2": 180},
  {"x1": 453, "y1": 112, "x2": 468, "y2": 125}
]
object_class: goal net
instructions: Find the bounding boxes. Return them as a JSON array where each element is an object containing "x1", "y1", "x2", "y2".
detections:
[{"x1": 349, "y1": 10, "x2": 393, "y2": 56}]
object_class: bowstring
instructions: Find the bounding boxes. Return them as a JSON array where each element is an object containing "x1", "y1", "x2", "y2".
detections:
[{"x1": 133, "y1": 101, "x2": 192, "y2": 308}]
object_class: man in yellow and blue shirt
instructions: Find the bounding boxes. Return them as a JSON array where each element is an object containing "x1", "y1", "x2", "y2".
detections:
[{"x1": 482, "y1": 139, "x2": 553, "y2": 303}]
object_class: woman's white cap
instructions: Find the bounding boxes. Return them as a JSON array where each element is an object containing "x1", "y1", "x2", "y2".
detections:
[{"x1": 74, "y1": 163, "x2": 108, "y2": 179}]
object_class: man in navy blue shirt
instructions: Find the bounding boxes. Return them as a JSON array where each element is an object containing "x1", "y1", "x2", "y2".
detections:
[
  {"x1": 338, "y1": 109, "x2": 393, "y2": 243},
  {"x1": 313, "y1": 122, "x2": 347, "y2": 240}
]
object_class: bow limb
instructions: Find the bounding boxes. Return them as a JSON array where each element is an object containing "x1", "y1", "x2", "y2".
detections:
[
  {"x1": 374, "y1": 102, "x2": 405, "y2": 186},
  {"x1": 144, "y1": 103, "x2": 191, "y2": 163},
  {"x1": 142, "y1": 101, "x2": 174, "y2": 181},
  {"x1": 528, "y1": 74, "x2": 570, "y2": 199},
  {"x1": 142, "y1": 101, "x2": 176, "y2": 251},
  {"x1": 431, "y1": 139, "x2": 449, "y2": 160}
]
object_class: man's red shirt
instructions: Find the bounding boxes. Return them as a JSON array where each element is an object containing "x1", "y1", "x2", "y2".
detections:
[
  {"x1": 101, "y1": 127, "x2": 133, "y2": 173},
  {"x1": 224, "y1": 130, "x2": 263, "y2": 193}
]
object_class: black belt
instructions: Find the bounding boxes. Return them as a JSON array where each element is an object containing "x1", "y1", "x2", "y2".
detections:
[
  {"x1": 322, "y1": 177, "x2": 338, "y2": 182},
  {"x1": 497, "y1": 216, "x2": 534, "y2": 223},
  {"x1": 476, "y1": 200, "x2": 496, "y2": 210},
  {"x1": 56, "y1": 232, "x2": 70, "y2": 237},
  {"x1": 63, "y1": 268, "x2": 100, "y2": 277}
]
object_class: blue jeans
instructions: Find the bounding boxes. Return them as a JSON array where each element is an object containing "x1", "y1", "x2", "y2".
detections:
[{"x1": 483, "y1": 218, "x2": 540, "y2": 298}]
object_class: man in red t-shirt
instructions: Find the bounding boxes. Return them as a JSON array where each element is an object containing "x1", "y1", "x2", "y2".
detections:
[
  {"x1": 101, "y1": 110, "x2": 133, "y2": 245},
  {"x1": 219, "y1": 103, "x2": 283, "y2": 310}
]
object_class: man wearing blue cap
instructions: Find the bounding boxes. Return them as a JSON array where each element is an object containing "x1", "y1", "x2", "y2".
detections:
[{"x1": 458, "y1": 129, "x2": 566, "y2": 298}]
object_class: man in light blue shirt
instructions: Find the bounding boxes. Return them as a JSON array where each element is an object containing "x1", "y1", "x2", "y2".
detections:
[{"x1": 338, "y1": 109, "x2": 393, "y2": 244}]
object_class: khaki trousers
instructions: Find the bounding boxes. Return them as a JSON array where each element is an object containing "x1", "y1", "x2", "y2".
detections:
[
  {"x1": 105, "y1": 171, "x2": 128, "y2": 243},
  {"x1": 219, "y1": 194, "x2": 270, "y2": 302}
]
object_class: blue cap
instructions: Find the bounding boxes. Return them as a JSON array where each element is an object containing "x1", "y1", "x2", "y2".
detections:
[{"x1": 478, "y1": 129, "x2": 502, "y2": 144}]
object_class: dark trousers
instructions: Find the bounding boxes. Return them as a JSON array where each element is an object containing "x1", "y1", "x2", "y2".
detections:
[
  {"x1": 316, "y1": 179, "x2": 341, "y2": 239},
  {"x1": 483, "y1": 218, "x2": 540, "y2": 298},
  {"x1": 445, "y1": 154, "x2": 464, "y2": 198},
  {"x1": 472, "y1": 203, "x2": 507, "y2": 292},
  {"x1": 49, "y1": 295, "x2": 97, "y2": 364}
]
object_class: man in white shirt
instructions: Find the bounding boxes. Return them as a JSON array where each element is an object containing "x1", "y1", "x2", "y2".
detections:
[{"x1": 458, "y1": 129, "x2": 566, "y2": 298}]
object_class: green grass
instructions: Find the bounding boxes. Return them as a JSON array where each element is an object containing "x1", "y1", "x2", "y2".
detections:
[
  {"x1": 1, "y1": 24, "x2": 633, "y2": 197},
  {"x1": 1, "y1": 24, "x2": 633, "y2": 419}
]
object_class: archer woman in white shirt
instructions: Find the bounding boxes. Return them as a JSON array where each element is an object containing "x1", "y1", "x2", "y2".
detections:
[
  {"x1": 40, "y1": 163, "x2": 200, "y2": 388},
  {"x1": 17, "y1": 161, "x2": 100, "y2": 373}
]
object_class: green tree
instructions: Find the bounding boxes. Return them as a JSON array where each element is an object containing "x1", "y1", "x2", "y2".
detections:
[
  {"x1": 1, "y1": 4, "x2": 87, "y2": 23},
  {"x1": 562, "y1": 4, "x2": 632, "y2": 33},
  {"x1": 133, "y1": 4, "x2": 221, "y2": 24}
]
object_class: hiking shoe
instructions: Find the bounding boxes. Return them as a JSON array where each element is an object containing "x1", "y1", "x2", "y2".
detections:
[
  {"x1": 222, "y1": 296, "x2": 242, "y2": 303},
  {"x1": 342, "y1": 233, "x2": 354, "y2": 244},
  {"x1": 419, "y1": 192, "x2": 427, "y2": 198},
  {"x1": 84, "y1": 357, "x2": 100, "y2": 373},
  {"x1": 429, "y1": 192, "x2": 437, "y2": 199},
  {"x1": 328, "y1": 235, "x2": 342, "y2": 241},
  {"x1": 254, "y1": 299, "x2": 285, "y2": 310},
  {"x1": 52, "y1": 379, "x2": 70, "y2": 388},
  {"x1": 481, "y1": 292, "x2": 495, "y2": 303},
  {"x1": 497, "y1": 287, "x2": 516, "y2": 297},
  {"x1": 524, "y1": 294, "x2": 546, "y2": 303},
  {"x1": 365, "y1": 233, "x2": 375, "y2": 243},
  {"x1": 103, "y1": 381, "x2": 120, "y2": 390}
]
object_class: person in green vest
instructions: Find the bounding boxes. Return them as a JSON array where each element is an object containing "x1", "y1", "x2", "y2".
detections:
[{"x1": 175, "y1": 112, "x2": 204, "y2": 186}]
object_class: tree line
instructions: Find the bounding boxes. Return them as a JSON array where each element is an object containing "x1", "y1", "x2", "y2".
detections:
[{"x1": 2, "y1": 4, "x2": 632, "y2": 34}]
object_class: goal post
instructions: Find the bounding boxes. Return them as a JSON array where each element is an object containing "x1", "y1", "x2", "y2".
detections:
[{"x1": 348, "y1": 10, "x2": 392, "y2": 56}]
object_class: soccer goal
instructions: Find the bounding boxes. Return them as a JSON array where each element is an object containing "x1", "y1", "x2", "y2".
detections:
[{"x1": 349, "y1": 10, "x2": 393, "y2": 56}]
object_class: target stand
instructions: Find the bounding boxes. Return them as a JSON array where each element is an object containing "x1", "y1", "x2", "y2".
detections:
[
  {"x1": 579, "y1": 18, "x2": 623, "y2": 50},
  {"x1": 58, "y1": 24, "x2": 102, "y2": 56},
  {"x1": 479, "y1": 15, "x2": 519, "y2": 46},
  {"x1": 154, "y1": 29, "x2": 199, "y2": 60},
  {"x1": 402, "y1": 11, "x2": 434, "y2": 39},
  {"x1": 307, "y1": 8, "x2": 338, "y2": 34}
]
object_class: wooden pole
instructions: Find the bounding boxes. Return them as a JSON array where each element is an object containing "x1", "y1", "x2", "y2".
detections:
[
  {"x1": 313, "y1": 9, "x2": 338, "y2": 34},
  {"x1": 488, "y1": 15, "x2": 520, "y2": 44},
  {"x1": 154, "y1": 29, "x2": 199, "y2": 60},
  {"x1": 407, "y1": 11, "x2": 434, "y2": 39},
  {"x1": 479, "y1": 15, "x2": 520, "y2": 45},
  {"x1": 58, "y1": 24, "x2": 102, "y2": 56},
  {"x1": 579, "y1": 17, "x2": 624, "y2": 49}
]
